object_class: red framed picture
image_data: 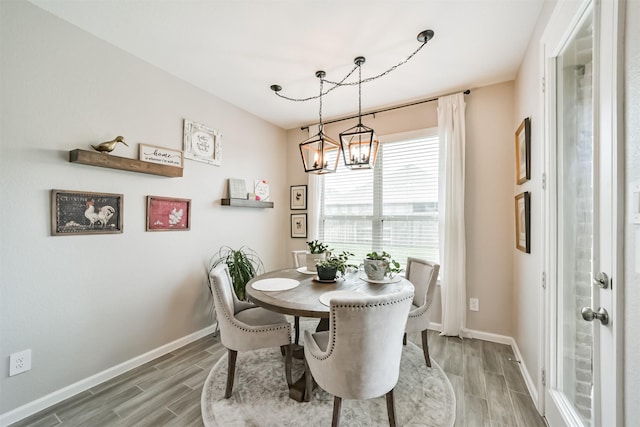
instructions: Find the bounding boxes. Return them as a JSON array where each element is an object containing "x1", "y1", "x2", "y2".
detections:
[{"x1": 146, "y1": 196, "x2": 191, "y2": 231}]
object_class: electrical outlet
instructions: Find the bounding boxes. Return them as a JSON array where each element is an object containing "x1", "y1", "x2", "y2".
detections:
[
  {"x1": 469, "y1": 298, "x2": 479, "y2": 312},
  {"x1": 9, "y1": 349, "x2": 32, "y2": 376}
]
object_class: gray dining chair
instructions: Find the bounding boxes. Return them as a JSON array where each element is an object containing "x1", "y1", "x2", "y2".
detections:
[
  {"x1": 403, "y1": 257, "x2": 440, "y2": 367},
  {"x1": 209, "y1": 264, "x2": 292, "y2": 398},
  {"x1": 304, "y1": 290, "x2": 414, "y2": 427}
]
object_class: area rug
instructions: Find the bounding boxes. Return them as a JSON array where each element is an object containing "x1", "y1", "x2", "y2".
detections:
[{"x1": 201, "y1": 334, "x2": 456, "y2": 426}]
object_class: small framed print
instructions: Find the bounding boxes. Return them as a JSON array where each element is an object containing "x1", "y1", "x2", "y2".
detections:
[
  {"x1": 138, "y1": 143, "x2": 183, "y2": 168},
  {"x1": 515, "y1": 117, "x2": 531, "y2": 184},
  {"x1": 290, "y1": 185, "x2": 307, "y2": 210},
  {"x1": 291, "y1": 213, "x2": 307, "y2": 238},
  {"x1": 183, "y1": 119, "x2": 222, "y2": 166},
  {"x1": 51, "y1": 189, "x2": 123, "y2": 236},
  {"x1": 254, "y1": 179, "x2": 270, "y2": 201},
  {"x1": 146, "y1": 196, "x2": 191, "y2": 231},
  {"x1": 515, "y1": 192, "x2": 531, "y2": 253}
]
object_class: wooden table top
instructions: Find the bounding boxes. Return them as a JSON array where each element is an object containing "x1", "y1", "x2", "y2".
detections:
[{"x1": 246, "y1": 268, "x2": 414, "y2": 318}]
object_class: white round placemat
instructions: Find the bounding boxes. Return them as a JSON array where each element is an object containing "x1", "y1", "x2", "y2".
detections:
[
  {"x1": 296, "y1": 266, "x2": 316, "y2": 275},
  {"x1": 359, "y1": 275, "x2": 401, "y2": 284},
  {"x1": 319, "y1": 290, "x2": 365, "y2": 306},
  {"x1": 251, "y1": 278, "x2": 300, "y2": 291}
]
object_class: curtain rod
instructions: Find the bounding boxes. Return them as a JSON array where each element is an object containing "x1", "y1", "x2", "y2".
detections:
[{"x1": 301, "y1": 89, "x2": 471, "y2": 130}]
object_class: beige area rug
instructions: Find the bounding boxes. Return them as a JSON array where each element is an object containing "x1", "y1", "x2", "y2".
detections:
[{"x1": 201, "y1": 332, "x2": 456, "y2": 426}]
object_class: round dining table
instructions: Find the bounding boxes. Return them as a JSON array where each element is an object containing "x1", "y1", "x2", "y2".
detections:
[{"x1": 246, "y1": 267, "x2": 414, "y2": 401}]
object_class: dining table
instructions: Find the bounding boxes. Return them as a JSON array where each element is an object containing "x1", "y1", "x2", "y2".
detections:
[{"x1": 246, "y1": 267, "x2": 414, "y2": 401}]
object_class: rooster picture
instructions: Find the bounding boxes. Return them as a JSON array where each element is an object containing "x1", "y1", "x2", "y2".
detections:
[{"x1": 85, "y1": 200, "x2": 116, "y2": 228}]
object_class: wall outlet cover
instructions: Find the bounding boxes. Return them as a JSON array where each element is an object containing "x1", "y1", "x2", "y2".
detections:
[{"x1": 9, "y1": 349, "x2": 32, "y2": 376}]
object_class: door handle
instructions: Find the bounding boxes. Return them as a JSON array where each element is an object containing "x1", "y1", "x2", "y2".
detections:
[{"x1": 581, "y1": 306, "x2": 609, "y2": 325}]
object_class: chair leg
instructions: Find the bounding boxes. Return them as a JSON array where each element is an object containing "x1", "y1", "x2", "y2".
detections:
[
  {"x1": 225, "y1": 349, "x2": 238, "y2": 399},
  {"x1": 294, "y1": 316, "x2": 300, "y2": 345},
  {"x1": 403, "y1": 333, "x2": 407, "y2": 346},
  {"x1": 386, "y1": 389, "x2": 397, "y2": 427},
  {"x1": 332, "y1": 396, "x2": 342, "y2": 427},
  {"x1": 283, "y1": 344, "x2": 293, "y2": 386},
  {"x1": 304, "y1": 358, "x2": 313, "y2": 402},
  {"x1": 421, "y1": 329, "x2": 431, "y2": 367}
]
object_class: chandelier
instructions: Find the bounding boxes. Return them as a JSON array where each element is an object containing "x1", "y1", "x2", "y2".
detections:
[{"x1": 270, "y1": 29, "x2": 435, "y2": 174}]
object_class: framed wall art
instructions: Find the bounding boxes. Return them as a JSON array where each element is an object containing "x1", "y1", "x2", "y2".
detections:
[
  {"x1": 183, "y1": 119, "x2": 222, "y2": 166},
  {"x1": 291, "y1": 213, "x2": 307, "y2": 238},
  {"x1": 290, "y1": 185, "x2": 307, "y2": 210},
  {"x1": 51, "y1": 189, "x2": 123, "y2": 236},
  {"x1": 139, "y1": 143, "x2": 183, "y2": 168},
  {"x1": 515, "y1": 191, "x2": 531, "y2": 253},
  {"x1": 146, "y1": 196, "x2": 191, "y2": 231},
  {"x1": 515, "y1": 117, "x2": 531, "y2": 184}
]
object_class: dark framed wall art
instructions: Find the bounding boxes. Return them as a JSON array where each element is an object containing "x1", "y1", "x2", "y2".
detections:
[
  {"x1": 515, "y1": 117, "x2": 531, "y2": 184},
  {"x1": 515, "y1": 191, "x2": 531, "y2": 253},
  {"x1": 51, "y1": 189, "x2": 123, "y2": 236}
]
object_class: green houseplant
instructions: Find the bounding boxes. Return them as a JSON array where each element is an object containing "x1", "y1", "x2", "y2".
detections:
[
  {"x1": 363, "y1": 251, "x2": 402, "y2": 281},
  {"x1": 315, "y1": 250, "x2": 355, "y2": 281},
  {"x1": 208, "y1": 246, "x2": 264, "y2": 301},
  {"x1": 305, "y1": 239, "x2": 329, "y2": 272}
]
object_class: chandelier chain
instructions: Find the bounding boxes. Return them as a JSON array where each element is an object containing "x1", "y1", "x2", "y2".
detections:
[{"x1": 273, "y1": 40, "x2": 428, "y2": 102}]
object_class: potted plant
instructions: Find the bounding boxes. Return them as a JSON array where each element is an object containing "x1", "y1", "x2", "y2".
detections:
[
  {"x1": 315, "y1": 250, "x2": 355, "y2": 281},
  {"x1": 208, "y1": 246, "x2": 264, "y2": 301},
  {"x1": 363, "y1": 251, "x2": 402, "y2": 281},
  {"x1": 305, "y1": 239, "x2": 329, "y2": 272}
]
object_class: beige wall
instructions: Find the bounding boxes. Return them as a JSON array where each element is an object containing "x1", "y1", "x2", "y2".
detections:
[
  {"x1": 624, "y1": 0, "x2": 640, "y2": 423},
  {"x1": 0, "y1": 1, "x2": 288, "y2": 415},
  {"x1": 286, "y1": 81, "x2": 516, "y2": 336}
]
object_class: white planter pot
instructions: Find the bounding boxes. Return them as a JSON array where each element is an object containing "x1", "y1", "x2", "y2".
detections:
[
  {"x1": 306, "y1": 253, "x2": 326, "y2": 272},
  {"x1": 363, "y1": 259, "x2": 388, "y2": 281}
]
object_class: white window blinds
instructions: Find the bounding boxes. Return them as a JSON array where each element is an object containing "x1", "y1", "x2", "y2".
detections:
[{"x1": 319, "y1": 128, "x2": 439, "y2": 268}]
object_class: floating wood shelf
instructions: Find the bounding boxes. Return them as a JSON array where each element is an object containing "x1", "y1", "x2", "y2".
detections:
[
  {"x1": 69, "y1": 149, "x2": 183, "y2": 177},
  {"x1": 221, "y1": 198, "x2": 274, "y2": 208}
]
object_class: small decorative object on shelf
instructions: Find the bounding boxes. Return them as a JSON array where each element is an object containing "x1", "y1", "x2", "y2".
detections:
[
  {"x1": 91, "y1": 136, "x2": 128, "y2": 154},
  {"x1": 254, "y1": 179, "x2": 270, "y2": 201},
  {"x1": 228, "y1": 178, "x2": 247, "y2": 199},
  {"x1": 363, "y1": 251, "x2": 402, "y2": 281},
  {"x1": 138, "y1": 143, "x2": 183, "y2": 168}
]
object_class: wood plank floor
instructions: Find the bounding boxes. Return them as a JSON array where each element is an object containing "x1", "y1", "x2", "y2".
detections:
[{"x1": 10, "y1": 330, "x2": 547, "y2": 427}]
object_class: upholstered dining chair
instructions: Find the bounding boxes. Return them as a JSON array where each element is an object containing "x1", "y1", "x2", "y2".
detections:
[
  {"x1": 209, "y1": 264, "x2": 292, "y2": 398},
  {"x1": 403, "y1": 257, "x2": 440, "y2": 368},
  {"x1": 291, "y1": 249, "x2": 308, "y2": 268},
  {"x1": 304, "y1": 290, "x2": 414, "y2": 427}
]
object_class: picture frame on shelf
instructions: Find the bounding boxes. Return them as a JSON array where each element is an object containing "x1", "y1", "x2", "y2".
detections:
[
  {"x1": 254, "y1": 179, "x2": 270, "y2": 201},
  {"x1": 290, "y1": 185, "x2": 307, "y2": 210},
  {"x1": 515, "y1": 117, "x2": 531, "y2": 184},
  {"x1": 227, "y1": 178, "x2": 247, "y2": 199},
  {"x1": 291, "y1": 213, "x2": 307, "y2": 238},
  {"x1": 51, "y1": 189, "x2": 123, "y2": 236},
  {"x1": 146, "y1": 196, "x2": 191, "y2": 231},
  {"x1": 515, "y1": 191, "x2": 531, "y2": 253},
  {"x1": 183, "y1": 119, "x2": 222, "y2": 166},
  {"x1": 138, "y1": 143, "x2": 183, "y2": 168}
]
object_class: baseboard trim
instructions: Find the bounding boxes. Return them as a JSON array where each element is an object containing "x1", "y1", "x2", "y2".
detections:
[
  {"x1": 0, "y1": 324, "x2": 217, "y2": 427},
  {"x1": 428, "y1": 322, "x2": 539, "y2": 407}
]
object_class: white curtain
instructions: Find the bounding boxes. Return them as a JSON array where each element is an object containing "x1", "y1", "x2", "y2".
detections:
[
  {"x1": 306, "y1": 125, "x2": 321, "y2": 240},
  {"x1": 437, "y1": 93, "x2": 467, "y2": 337}
]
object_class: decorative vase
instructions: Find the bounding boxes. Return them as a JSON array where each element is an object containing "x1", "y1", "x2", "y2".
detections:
[
  {"x1": 363, "y1": 259, "x2": 388, "y2": 281},
  {"x1": 316, "y1": 265, "x2": 338, "y2": 281},
  {"x1": 306, "y1": 253, "x2": 326, "y2": 272}
]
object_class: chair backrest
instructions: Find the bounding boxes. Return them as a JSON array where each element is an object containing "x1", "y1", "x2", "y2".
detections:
[
  {"x1": 405, "y1": 257, "x2": 440, "y2": 308},
  {"x1": 323, "y1": 290, "x2": 414, "y2": 400},
  {"x1": 291, "y1": 250, "x2": 308, "y2": 268},
  {"x1": 209, "y1": 264, "x2": 242, "y2": 325}
]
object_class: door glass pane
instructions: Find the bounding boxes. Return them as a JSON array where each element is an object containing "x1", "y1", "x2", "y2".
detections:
[{"x1": 556, "y1": 11, "x2": 594, "y2": 426}]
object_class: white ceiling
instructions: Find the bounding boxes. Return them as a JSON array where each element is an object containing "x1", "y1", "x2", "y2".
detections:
[{"x1": 29, "y1": 0, "x2": 544, "y2": 130}]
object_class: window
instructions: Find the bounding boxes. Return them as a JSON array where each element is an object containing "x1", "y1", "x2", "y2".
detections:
[{"x1": 319, "y1": 128, "x2": 439, "y2": 268}]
